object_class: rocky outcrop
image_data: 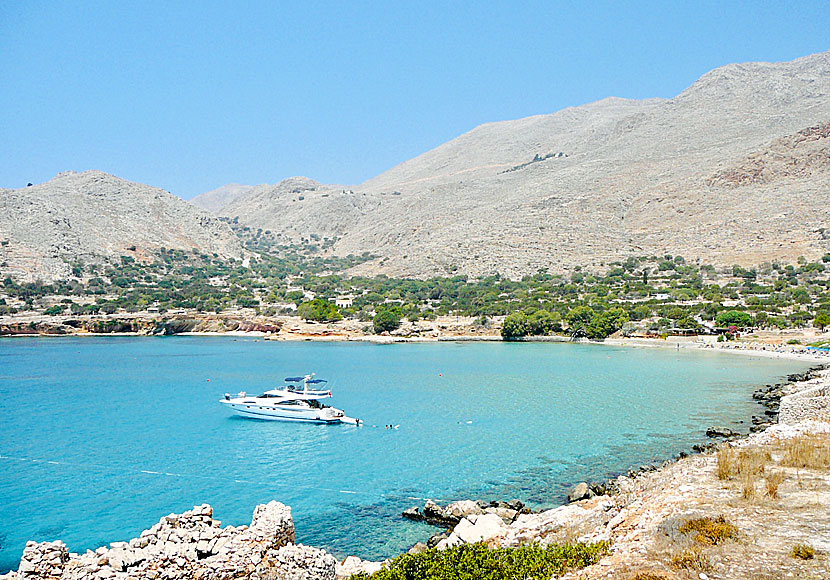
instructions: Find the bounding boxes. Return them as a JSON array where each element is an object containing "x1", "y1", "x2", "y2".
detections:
[
  {"x1": 0, "y1": 502, "x2": 340, "y2": 580},
  {"x1": 402, "y1": 499, "x2": 528, "y2": 528},
  {"x1": 0, "y1": 315, "x2": 283, "y2": 336},
  {"x1": 779, "y1": 368, "x2": 830, "y2": 424}
]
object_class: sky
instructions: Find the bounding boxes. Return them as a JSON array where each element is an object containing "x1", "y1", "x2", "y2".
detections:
[{"x1": 1, "y1": 1, "x2": 828, "y2": 199}]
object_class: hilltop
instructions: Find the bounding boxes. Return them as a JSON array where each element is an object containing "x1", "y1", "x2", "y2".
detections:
[{"x1": 0, "y1": 171, "x2": 243, "y2": 282}]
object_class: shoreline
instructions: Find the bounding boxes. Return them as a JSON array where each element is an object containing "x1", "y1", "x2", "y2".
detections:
[
  {"x1": 3, "y1": 367, "x2": 827, "y2": 579},
  {"x1": 3, "y1": 327, "x2": 828, "y2": 365},
  {"x1": 2, "y1": 350, "x2": 827, "y2": 578}
]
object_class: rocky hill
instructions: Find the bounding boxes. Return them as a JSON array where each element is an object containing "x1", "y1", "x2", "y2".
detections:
[
  {"x1": 190, "y1": 182, "x2": 256, "y2": 213},
  {"x1": 211, "y1": 51, "x2": 830, "y2": 278},
  {"x1": 0, "y1": 171, "x2": 243, "y2": 282}
]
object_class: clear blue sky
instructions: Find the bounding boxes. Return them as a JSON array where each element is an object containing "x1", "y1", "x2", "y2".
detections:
[{"x1": 1, "y1": 1, "x2": 828, "y2": 199}]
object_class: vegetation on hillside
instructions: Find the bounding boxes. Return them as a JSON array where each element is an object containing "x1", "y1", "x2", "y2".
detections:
[{"x1": 1, "y1": 248, "x2": 829, "y2": 341}]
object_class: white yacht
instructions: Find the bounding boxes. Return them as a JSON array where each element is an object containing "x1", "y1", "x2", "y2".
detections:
[{"x1": 220, "y1": 375, "x2": 361, "y2": 425}]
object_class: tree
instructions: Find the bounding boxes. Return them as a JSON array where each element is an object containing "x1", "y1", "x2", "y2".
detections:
[
  {"x1": 585, "y1": 308, "x2": 629, "y2": 339},
  {"x1": 715, "y1": 310, "x2": 753, "y2": 328},
  {"x1": 297, "y1": 299, "x2": 342, "y2": 322},
  {"x1": 815, "y1": 310, "x2": 830, "y2": 331},
  {"x1": 566, "y1": 306, "x2": 595, "y2": 329},
  {"x1": 373, "y1": 307, "x2": 401, "y2": 333},
  {"x1": 501, "y1": 312, "x2": 529, "y2": 339},
  {"x1": 527, "y1": 310, "x2": 559, "y2": 335}
]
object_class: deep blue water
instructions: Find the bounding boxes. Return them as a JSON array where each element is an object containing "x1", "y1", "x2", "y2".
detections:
[{"x1": 0, "y1": 337, "x2": 811, "y2": 571}]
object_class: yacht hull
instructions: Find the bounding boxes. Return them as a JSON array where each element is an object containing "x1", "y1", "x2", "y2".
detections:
[{"x1": 220, "y1": 400, "x2": 344, "y2": 423}]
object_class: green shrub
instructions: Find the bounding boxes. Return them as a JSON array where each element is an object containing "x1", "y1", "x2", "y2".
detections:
[
  {"x1": 351, "y1": 541, "x2": 609, "y2": 580},
  {"x1": 297, "y1": 299, "x2": 342, "y2": 322}
]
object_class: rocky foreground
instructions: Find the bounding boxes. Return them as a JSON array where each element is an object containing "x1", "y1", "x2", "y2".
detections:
[{"x1": 4, "y1": 371, "x2": 829, "y2": 580}]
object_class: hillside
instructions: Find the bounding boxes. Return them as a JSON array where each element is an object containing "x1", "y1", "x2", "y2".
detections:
[
  {"x1": 214, "y1": 51, "x2": 830, "y2": 278},
  {"x1": 190, "y1": 183, "x2": 257, "y2": 213},
  {"x1": 0, "y1": 171, "x2": 243, "y2": 282}
]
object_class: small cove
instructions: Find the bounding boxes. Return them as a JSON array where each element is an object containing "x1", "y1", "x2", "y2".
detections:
[{"x1": 0, "y1": 337, "x2": 813, "y2": 571}]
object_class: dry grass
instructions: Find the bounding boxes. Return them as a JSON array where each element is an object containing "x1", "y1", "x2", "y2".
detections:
[
  {"x1": 670, "y1": 546, "x2": 709, "y2": 571},
  {"x1": 716, "y1": 445, "x2": 735, "y2": 480},
  {"x1": 781, "y1": 435, "x2": 830, "y2": 470},
  {"x1": 741, "y1": 472, "x2": 757, "y2": 500},
  {"x1": 764, "y1": 471, "x2": 785, "y2": 498},
  {"x1": 716, "y1": 445, "x2": 769, "y2": 480},
  {"x1": 628, "y1": 573, "x2": 670, "y2": 580},
  {"x1": 791, "y1": 543, "x2": 816, "y2": 560},
  {"x1": 678, "y1": 515, "x2": 738, "y2": 546}
]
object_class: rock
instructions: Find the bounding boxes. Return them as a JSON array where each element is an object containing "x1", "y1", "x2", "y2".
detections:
[
  {"x1": 452, "y1": 514, "x2": 508, "y2": 544},
  {"x1": 423, "y1": 499, "x2": 446, "y2": 520},
  {"x1": 336, "y1": 555, "x2": 383, "y2": 579},
  {"x1": 435, "y1": 533, "x2": 463, "y2": 551},
  {"x1": 567, "y1": 482, "x2": 595, "y2": 503},
  {"x1": 484, "y1": 507, "x2": 518, "y2": 523},
  {"x1": 706, "y1": 426, "x2": 740, "y2": 438},
  {"x1": 426, "y1": 531, "x2": 449, "y2": 548},
  {"x1": 266, "y1": 543, "x2": 336, "y2": 580},
  {"x1": 445, "y1": 500, "x2": 483, "y2": 520},
  {"x1": 407, "y1": 542, "x2": 428, "y2": 555},
  {"x1": 401, "y1": 507, "x2": 423, "y2": 521}
]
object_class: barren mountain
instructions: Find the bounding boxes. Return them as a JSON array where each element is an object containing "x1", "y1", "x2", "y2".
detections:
[
  {"x1": 0, "y1": 171, "x2": 243, "y2": 282},
  {"x1": 216, "y1": 51, "x2": 830, "y2": 278},
  {"x1": 190, "y1": 183, "x2": 257, "y2": 213}
]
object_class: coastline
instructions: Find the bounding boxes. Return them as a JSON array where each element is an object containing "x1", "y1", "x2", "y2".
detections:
[{"x1": 3, "y1": 366, "x2": 827, "y2": 579}]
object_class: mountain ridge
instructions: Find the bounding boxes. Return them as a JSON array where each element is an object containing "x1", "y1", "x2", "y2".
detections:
[{"x1": 206, "y1": 51, "x2": 830, "y2": 278}]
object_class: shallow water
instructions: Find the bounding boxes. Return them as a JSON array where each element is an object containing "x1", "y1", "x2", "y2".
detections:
[{"x1": 0, "y1": 337, "x2": 811, "y2": 570}]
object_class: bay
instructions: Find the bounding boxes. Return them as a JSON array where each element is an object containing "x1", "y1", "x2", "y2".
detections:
[{"x1": 0, "y1": 337, "x2": 811, "y2": 571}]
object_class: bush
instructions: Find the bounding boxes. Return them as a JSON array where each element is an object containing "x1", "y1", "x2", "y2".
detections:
[
  {"x1": 792, "y1": 543, "x2": 816, "y2": 560},
  {"x1": 678, "y1": 515, "x2": 738, "y2": 546},
  {"x1": 351, "y1": 541, "x2": 609, "y2": 580},
  {"x1": 43, "y1": 305, "x2": 64, "y2": 316},
  {"x1": 373, "y1": 308, "x2": 401, "y2": 333},
  {"x1": 297, "y1": 299, "x2": 342, "y2": 322}
]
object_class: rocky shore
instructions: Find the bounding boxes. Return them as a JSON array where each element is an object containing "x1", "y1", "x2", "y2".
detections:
[{"x1": 4, "y1": 367, "x2": 828, "y2": 579}]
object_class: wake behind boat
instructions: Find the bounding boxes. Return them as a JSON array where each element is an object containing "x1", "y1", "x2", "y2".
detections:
[{"x1": 220, "y1": 375, "x2": 361, "y2": 424}]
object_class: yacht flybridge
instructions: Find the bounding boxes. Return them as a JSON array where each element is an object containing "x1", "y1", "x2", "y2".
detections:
[{"x1": 220, "y1": 375, "x2": 361, "y2": 425}]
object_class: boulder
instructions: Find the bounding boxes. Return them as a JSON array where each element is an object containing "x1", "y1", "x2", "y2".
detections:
[
  {"x1": 706, "y1": 427, "x2": 740, "y2": 438},
  {"x1": 567, "y1": 482, "x2": 594, "y2": 503},
  {"x1": 452, "y1": 514, "x2": 508, "y2": 544},
  {"x1": 445, "y1": 500, "x2": 483, "y2": 520},
  {"x1": 336, "y1": 555, "x2": 383, "y2": 579},
  {"x1": 407, "y1": 542, "x2": 428, "y2": 555},
  {"x1": 485, "y1": 506, "x2": 518, "y2": 523},
  {"x1": 401, "y1": 507, "x2": 423, "y2": 521},
  {"x1": 423, "y1": 499, "x2": 447, "y2": 520}
]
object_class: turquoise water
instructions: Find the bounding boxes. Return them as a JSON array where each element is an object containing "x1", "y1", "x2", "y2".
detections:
[{"x1": 0, "y1": 337, "x2": 811, "y2": 571}]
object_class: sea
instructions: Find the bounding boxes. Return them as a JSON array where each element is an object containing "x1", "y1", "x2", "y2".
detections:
[{"x1": 0, "y1": 337, "x2": 813, "y2": 571}]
